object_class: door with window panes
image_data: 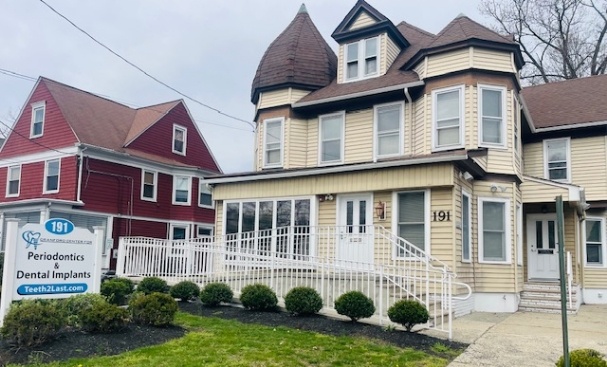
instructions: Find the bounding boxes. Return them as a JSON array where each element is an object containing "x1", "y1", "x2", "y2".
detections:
[
  {"x1": 337, "y1": 194, "x2": 373, "y2": 266},
  {"x1": 527, "y1": 214, "x2": 559, "y2": 279}
]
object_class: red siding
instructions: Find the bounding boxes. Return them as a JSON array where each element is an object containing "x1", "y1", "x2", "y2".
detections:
[
  {"x1": 126, "y1": 103, "x2": 220, "y2": 172},
  {"x1": 0, "y1": 81, "x2": 78, "y2": 158},
  {"x1": 0, "y1": 156, "x2": 78, "y2": 202}
]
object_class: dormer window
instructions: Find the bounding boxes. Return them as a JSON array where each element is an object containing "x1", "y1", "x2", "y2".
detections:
[
  {"x1": 30, "y1": 102, "x2": 45, "y2": 138},
  {"x1": 173, "y1": 125, "x2": 187, "y2": 155},
  {"x1": 345, "y1": 37, "x2": 379, "y2": 82}
]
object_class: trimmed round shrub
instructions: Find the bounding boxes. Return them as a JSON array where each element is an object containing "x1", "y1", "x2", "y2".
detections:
[
  {"x1": 101, "y1": 278, "x2": 133, "y2": 305},
  {"x1": 58, "y1": 293, "x2": 108, "y2": 328},
  {"x1": 170, "y1": 281, "x2": 200, "y2": 302},
  {"x1": 129, "y1": 292, "x2": 178, "y2": 326},
  {"x1": 334, "y1": 291, "x2": 375, "y2": 322},
  {"x1": 137, "y1": 277, "x2": 169, "y2": 295},
  {"x1": 240, "y1": 284, "x2": 278, "y2": 311},
  {"x1": 113, "y1": 277, "x2": 135, "y2": 293},
  {"x1": 79, "y1": 301, "x2": 130, "y2": 333},
  {"x1": 387, "y1": 300, "x2": 429, "y2": 332},
  {"x1": 556, "y1": 349, "x2": 607, "y2": 367},
  {"x1": 1, "y1": 299, "x2": 66, "y2": 347},
  {"x1": 284, "y1": 287, "x2": 323, "y2": 315},
  {"x1": 200, "y1": 282, "x2": 234, "y2": 307}
]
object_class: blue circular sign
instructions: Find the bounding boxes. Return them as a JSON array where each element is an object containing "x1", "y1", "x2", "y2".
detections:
[{"x1": 45, "y1": 218, "x2": 75, "y2": 235}]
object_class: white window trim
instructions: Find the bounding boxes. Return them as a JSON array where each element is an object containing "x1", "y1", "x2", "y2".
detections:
[
  {"x1": 172, "y1": 175, "x2": 191, "y2": 205},
  {"x1": 373, "y1": 101, "x2": 404, "y2": 161},
  {"x1": 432, "y1": 85, "x2": 465, "y2": 152},
  {"x1": 461, "y1": 190, "x2": 472, "y2": 263},
  {"x1": 478, "y1": 84, "x2": 508, "y2": 149},
  {"x1": 391, "y1": 189, "x2": 431, "y2": 259},
  {"x1": 583, "y1": 217, "x2": 606, "y2": 268},
  {"x1": 343, "y1": 36, "x2": 380, "y2": 83},
  {"x1": 513, "y1": 95, "x2": 522, "y2": 158},
  {"x1": 198, "y1": 180, "x2": 214, "y2": 209},
  {"x1": 262, "y1": 117, "x2": 284, "y2": 168},
  {"x1": 43, "y1": 159, "x2": 61, "y2": 194},
  {"x1": 318, "y1": 111, "x2": 345, "y2": 166},
  {"x1": 543, "y1": 137, "x2": 571, "y2": 183},
  {"x1": 5, "y1": 165, "x2": 21, "y2": 197},
  {"x1": 478, "y1": 196, "x2": 511, "y2": 264},
  {"x1": 516, "y1": 203, "x2": 523, "y2": 266},
  {"x1": 172, "y1": 124, "x2": 187, "y2": 156},
  {"x1": 30, "y1": 101, "x2": 45, "y2": 139},
  {"x1": 140, "y1": 169, "x2": 158, "y2": 202}
]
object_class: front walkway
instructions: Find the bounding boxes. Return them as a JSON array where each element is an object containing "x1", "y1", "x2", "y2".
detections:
[{"x1": 437, "y1": 305, "x2": 607, "y2": 366}]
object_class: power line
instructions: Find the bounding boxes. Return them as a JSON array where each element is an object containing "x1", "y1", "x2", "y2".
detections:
[
  {"x1": 0, "y1": 68, "x2": 37, "y2": 82},
  {"x1": 38, "y1": 0, "x2": 255, "y2": 129}
]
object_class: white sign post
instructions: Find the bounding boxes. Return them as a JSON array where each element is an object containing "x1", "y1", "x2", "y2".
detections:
[{"x1": 0, "y1": 218, "x2": 102, "y2": 326}]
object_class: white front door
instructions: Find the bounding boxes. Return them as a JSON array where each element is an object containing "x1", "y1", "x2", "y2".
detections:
[
  {"x1": 527, "y1": 214, "x2": 560, "y2": 280},
  {"x1": 337, "y1": 194, "x2": 374, "y2": 267}
]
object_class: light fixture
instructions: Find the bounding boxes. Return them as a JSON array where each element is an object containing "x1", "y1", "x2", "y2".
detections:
[{"x1": 374, "y1": 201, "x2": 387, "y2": 221}]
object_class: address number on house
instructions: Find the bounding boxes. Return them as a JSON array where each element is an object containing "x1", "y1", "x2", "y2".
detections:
[{"x1": 432, "y1": 211, "x2": 451, "y2": 222}]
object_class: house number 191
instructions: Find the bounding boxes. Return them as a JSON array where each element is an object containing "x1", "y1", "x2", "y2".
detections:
[{"x1": 432, "y1": 211, "x2": 451, "y2": 222}]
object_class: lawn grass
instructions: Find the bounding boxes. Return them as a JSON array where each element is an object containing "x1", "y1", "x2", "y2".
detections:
[{"x1": 9, "y1": 312, "x2": 456, "y2": 367}]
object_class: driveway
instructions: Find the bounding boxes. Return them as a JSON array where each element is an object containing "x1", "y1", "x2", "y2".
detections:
[{"x1": 443, "y1": 305, "x2": 607, "y2": 366}]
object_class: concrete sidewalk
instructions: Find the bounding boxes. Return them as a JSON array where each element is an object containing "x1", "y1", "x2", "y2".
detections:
[{"x1": 443, "y1": 305, "x2": 607, "y2": 366}]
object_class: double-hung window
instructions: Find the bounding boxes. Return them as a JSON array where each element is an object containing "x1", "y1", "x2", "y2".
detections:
[
  {"x1": 433, "y1": 86, "x2": 464, "y2": 150},
  {"x1": 585, "y1": 218, "x2": 605, "y2": 266},
  {"x1": 30, "y1": 102, "x2": 45, "y2": 138},
  {"x1": 395, "y1": 191, "x2": 428, "y2": 256},
  {"x1": 319, "y1": 112, "x2": 344, "y2": 165},
  {"x1": 199, "y1": 181, "x2": 213, "y2": 208},
  {"x1": 345, "y1": 37, "x2": 379, "y2": 81},
  {"x1": 263, "y1": 118, "x2": 283, "y2": 167},
  {"x1": 141, "y1": 169, "x2": 157, "y2": 201},
  {"x1": 172, "y1": 125, "x2": 187, "y2": 155},
  {"x1": 375, "y1": 103, "x2": 403, "y2": 159},
  {"x1": 479, "y1": 197, "x2": 510, "y2": 263},
  {"x1": 44, "y1": 159, "x2": 60, "y2": 193},
  {"x1": 462, "y1": 191, "x2": 471, "y2": 262},
  {"x1": 479, "y1": 85, "x2": 506, "y2": 147},
  {"x1": 6, "y1": 165, "x2": 21, "y2": 197},
  {"x1": 544, "y1": 138, "x2": 570, "y2": 182},
  {"x1": 172, "y1": 175, "x2": 191, "y2": 205}
]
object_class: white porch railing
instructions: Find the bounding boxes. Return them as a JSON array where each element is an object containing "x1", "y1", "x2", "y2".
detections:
[{"x1": 116, "y1": 225, "x2": 471, "y2": 339}]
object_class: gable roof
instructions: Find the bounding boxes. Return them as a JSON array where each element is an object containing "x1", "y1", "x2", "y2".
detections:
[
  {"x1": 522, "y1": 74, "x2": 607, "y2": 130},
  {"x1": 125, "y1": 100, "x2": 180, "y2": 145}
]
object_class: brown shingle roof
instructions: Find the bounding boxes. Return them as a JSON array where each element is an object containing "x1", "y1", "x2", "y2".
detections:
[
  {"x1": 250, "y1": 6, "x2": 337, "y2": 104},
  {"x1": 428, "y1": 15, "x2": 515, "y2": 49},
  {"x1": 126, "y1": 100, "x2": 180, "y2": 144},
  {"x1": 522, "y1": 74, "x2": 607, "y2": 129}
]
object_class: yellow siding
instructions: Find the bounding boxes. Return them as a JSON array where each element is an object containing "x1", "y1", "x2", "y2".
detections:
[
  {"x1": 520, "y1": 179, "x2": 571, "y2": 203},
  {"x1": 258, "y1": 88, "x2": 311, "y2": 110},
  {"x1": 465, "y1": 85, "x2": 476, "y2": 148},
  {"x1": 316, "y1": 200, "x2": 336, "y2": 258},
  {"x1": 485, "y1": 89, "x2": 515, "y2": 174},
  {"x1": 426, "y1": 49, "x2": 470, "y2": 78},
  {"x1": 255, "y1": 120, "x2": 265, "y2": 170},
  {"x1": 290, "y1": 89, "x2": 311, "y2": 103},
  {"x1": 286, "y1": 118, "x2": 308, "y2": 169},
  {"x1": 571, "y1": 136, "x2": 607, "y2": 201},
  {"x1": 413, "y1": 60, "x2": 425, "y2": 79},
  {"x1": 430, "y1": 188, "x2": 455, "y2": 266},
  {"x1": 215, "y1": 202, "x2": 224, "y2": 238},
  {"x1": 373, "y1": 191, "x2": 393, "y2": 264},
  {"x1": 385, "y1": 35, "x2": 400, "y2": 71},
  {"x1": 522, "y1": 142, "x2": 543, "y2": 177},
  {"x1": 412, "y1": 95, "x2": 427, "y2": 155},
  {"x1": 454, "y1": 171, "x2": 475, "y2": 293},
  {"x1": 306, "y1": 117, "x2": 319, "y2": 166},
  {"x1": 337, "y1": 45, "x2": 344, "y2": 83},
  {"x1": 344, "y1": 109, "x2": 373, "y2": 163},
  {"x1": 348, "y1": 11, "x2": 377, "y2": 30},
  {"x1": 213, "y1": 164, "x2": 455, "y2": 200},
  {"x1": 379, "y1": 34, "x2": 387, "y2": 75},
  {"x1": 472, "y1": 48, "x2": 516, "y2": 73},
  {"x1": 584, "y1": 269, "x2": 607, "y2": 288}
]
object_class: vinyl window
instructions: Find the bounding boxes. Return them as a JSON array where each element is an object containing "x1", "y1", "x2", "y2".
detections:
[
  {"x1": 172, "y1": 176, "x2": 191, "y2": 205},
  {"x1": 141, "y1": 169, "x2": 157, "y2": 201},
  {"x1": 433, "y1": 86, "x2": 464, "y2": 150},
  {"x1": 6, "y1": 165, "x2": 20, "y2": 197},
  {"x1": 319, "y1": 112, "x2": 344, "y2": 165},
  {"x1": 374, "y1": 103, "x2": 403, "y2": 159},
  {"x1": 395, "y1": 191, "x2": 428, "y2": 256},
  {"x1": 198, "y1": 181, "x2": 213, "y2": 208},
  {"x1": 478, "y1": 197, "x2": 510, "y2": 263},
  {"x1": 263, "y1": 118, "x2": 283, "y2": 167},
  {"x1": 544, "y1": 138, "x2": 570, "y2": 182},
  {"x1": 43, "y1": 159, "x2": 60, "y2": 193},
  {"x1": 345, "y1": 37, "x2": 379, "y2": 81},
  {"x1": 172, "y1": 125, "x2": 187, "y2": 155},
  {"x1": 585, "y1": 218, "x2": 605, "y2": 266},
  {"x1": 479, "y1": 85, "x2": 506, "y2": 147},
  {"x1": 30, "y1": 102, "x2": 45, "y2": 138}
]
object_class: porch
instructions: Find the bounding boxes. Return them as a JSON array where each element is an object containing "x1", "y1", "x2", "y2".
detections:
[{"x1": 116, "y1": 225, "x2": 472, "y2": 339}]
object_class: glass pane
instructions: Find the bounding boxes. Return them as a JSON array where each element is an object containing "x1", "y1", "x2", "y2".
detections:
[
  {"x1": 378, "y1": 107, "x2": 400, "y2": 132},
  {"x1": 175, "y1": 189, "x2": 188, "y2": 202},
  {"x1": 547, "y1": 140, "x2": 567, "y2": 161},
  {"x1": 378, "y1": 135, "x2": 399, "y2": 156},
  {"x1": 322, "y1": 116, "x2": 342, "y2": 139},
  {"x1": 144, "y1": 171, "x2": 154, "y2": 184},
  {"x1": 9, "y1": 167, "x2": 19, "y2": 180},
  {"x1": 266, "y1": 149, "x2": 280, "y2": 165},
  {"x1": 587, "y1": 244, "x2": 602, "y2": 264},
  {"x1": 35, "y1": 108, "x2": 44, "y2": 122},
  {"x1": 8, "y1": 181, "x2": 18, "y2": 194},
  {"x1": 437, "y1": 90, "x2": 459, "y2": 120},
  {"x1": 483, "y1": 232, "x2": 505, "y2": 260},
  {"x1": 258, "y1": 201, "x2": 273, "y2": 230},
  {"x1": 277, "y1": 200, "x2": 291, "y2": 228},
  {"x1": 548, "y1": 221, "x2": 556, "y2": 249},
  {"x1": 399, "y1": 224, "x2": 425, "y2": 251},
  {"x1": 265, "y1": 121, "x2": 281, "y2": 143},
  {"x1": 549, "y1": 168, "x2": 567, "y2": 180},
  {"x1": 226, "y1": 203, "x2": 239, "y2": 234},
  {"x1": 438, "y1": 127, "x2": 460, "y2": 146},
  {"x1": 294, "y1": 200, "x2": 310, "y2": 226},
  {"x1": 365, "y1": 38, "x2": 377, "y2": 56},
  {"x1": 200, "y1": 193, "x2": 212, "y2": 206},
  {"x1": 482, "y1": 118, "x2": 502, "y2": 143},
  {"x1": 346, "y1": 201, "x2": 353, "y2": 233},
  {"x1": 586, "y1": 220, "x2": 602, "y2": 242},
  {"x1": 365, "y1": 58, "x2": 377, "y2": 75},
  {"x1": 46, "y1": 176, "x2": 58, "y2": 191},
  {"x1": 322, "y1": 140, "x2": 341, "y2": 162},
  {"x1": 172, "y1": 227, "x2": 186, "y2": 240},
  {"x1": 482, "y1": 89, "x2": 502, "y2": 118},
  {"x1": 398, "y1": 192, "x2": 424, "y2": 222},
  {"x1": 174, "y1": 129, "x2": 184, "y2": 141},
  {"x1": 536, "y1": 221, "x2": 543, "y2": 250},
  {"x1": 347, "y1": 62, "x2": 358, "y2": 79},
  {"x1": 462, "y1": 195, "x2": 470, "y2": 260},
  {"x1": 347, "y1": 42, "x2": 358, "y2": 61},
  {"x1": 483, "y1": 202, "x2": 504, "y2": 231},
  {"x1": 241, "y1": 202, "x2": 256, "y2": 232},
  {"x1": 198, "y1": 227, "x2": 212, "y2": 236},
  {"x1": 48, "y1": 160, "x2": 59, "y2": 176},
  {"x1": 176, "y1": 177, "x2": 188, "y2": 190},
  {"x1": 359, "y1": 200, "x2": 366, "y2": 226},
  {"x1": 143, "y1": 184, "x2": 154, "y2": 198},
  {"x1": 33, "y1": 122, "x2": 42, "y2": 136}
]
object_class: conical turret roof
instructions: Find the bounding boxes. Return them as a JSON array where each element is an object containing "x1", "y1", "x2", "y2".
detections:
[{"x1": 251, "y1": 5, "x2": 337, "y2": 104}]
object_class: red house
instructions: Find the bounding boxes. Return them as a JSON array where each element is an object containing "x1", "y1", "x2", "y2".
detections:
[{"x1": 0, "y1": 77, "x2": 221, "y2": 270}]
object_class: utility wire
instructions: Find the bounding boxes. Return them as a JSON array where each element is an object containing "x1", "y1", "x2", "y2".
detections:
[
  {"x1": 38, "y1": 0, "x2": 255, "y2": 129},
  {"x1": 0, "y1": 68, "x2": 37, "y2": 82}
]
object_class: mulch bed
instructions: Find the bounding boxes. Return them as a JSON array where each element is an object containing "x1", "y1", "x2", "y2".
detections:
[{"x1": 0, "y1": 301, "x2": 467, "y2": 366}]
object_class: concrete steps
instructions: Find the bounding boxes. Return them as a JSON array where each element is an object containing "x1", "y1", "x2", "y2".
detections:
[{"x1": 519, "y1": 282, "x2": 578, "y2": 314}]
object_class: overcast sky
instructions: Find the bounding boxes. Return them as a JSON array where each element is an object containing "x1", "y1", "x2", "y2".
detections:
[{"x1": 0, "y1": 0, "x2": 486, "y2": 173}]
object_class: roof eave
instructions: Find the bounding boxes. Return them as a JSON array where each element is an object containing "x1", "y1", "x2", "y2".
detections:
[{"x1": 332, "y1": 21, "x2": 409, "y2": 49}]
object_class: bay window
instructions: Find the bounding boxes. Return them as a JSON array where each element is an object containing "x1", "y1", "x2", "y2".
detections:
[{"x1": 433, "y1": 86, "x2": 464, "y2": 150}]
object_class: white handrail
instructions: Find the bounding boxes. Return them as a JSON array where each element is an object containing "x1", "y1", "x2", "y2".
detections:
[{"x1": 566, "y1": 251, "x2": 573, "y2": 309}]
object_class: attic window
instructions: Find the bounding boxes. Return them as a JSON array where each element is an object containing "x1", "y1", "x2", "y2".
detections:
[
  {"x1": 30, "y1": 102, "x2": 45, "y2": 138},
  {"x1": 345, "y1": 36, "x2": 379, "y2": 82},
  {"x1": 173, "y1": 124, "x2": 187, "y2": 155}
]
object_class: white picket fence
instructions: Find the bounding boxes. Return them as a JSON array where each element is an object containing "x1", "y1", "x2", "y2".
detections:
[{"x1": 116, "y1": 225, "x2": 470, "y2": 339}]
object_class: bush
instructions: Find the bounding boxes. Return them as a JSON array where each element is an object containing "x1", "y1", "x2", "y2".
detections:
[
  {"x1": 556, "y1": 349, "x2": 607, "y2": 367},
  {"x1": 129, "y1": 292, "x2": 178, "y2": 326},
  {"x1": 79, "y1": 301, "x2": 130, "y2": 333},
  {"x1": 137, "y1": 277, "x2": 169, "y2": 295},
  {"x1": 240, "y1": 284, "x2": 278, "y2": 311},
  {"x1": 58, "y1": 293, "x2": 107, "y2": 328},
  {"x1": 170, "y1": 281, "x2": 200, "y2": 302},
  {"x1": 101, "y1": 278, "x2": 133, "y2": 305},
  {"x1": 334, "y1": 291, "x2": 375, "y2": 322},
  {"x1": 387, "y1": 300, "x2": 429, "y2": 332},
  {"x1": 200, "y1": 283, "x2": 234, "y2": 307},
  {"x1": 1, "y1": 299, "x2": 66, "y2": 347},
  {"x1": 284, "y1": 287, "x2": 323, "y2": 315}
]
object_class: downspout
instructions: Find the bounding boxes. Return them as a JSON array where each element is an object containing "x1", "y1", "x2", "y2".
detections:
[
  {"x1": 404, "y1": 87, "x2": 413, "y2": 155},
  {"x1": 76, "y1": 146, "x2": 87, "y2": 203}
]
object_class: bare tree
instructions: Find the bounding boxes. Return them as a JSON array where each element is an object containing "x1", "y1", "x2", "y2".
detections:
[{"x1": 480, "y1": 0, "x2": 607, "y2": 85}]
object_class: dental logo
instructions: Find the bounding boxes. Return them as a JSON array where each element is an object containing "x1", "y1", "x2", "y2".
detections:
[{"x1": 22, "y1": 231, "x2": 41, "y2": 250}]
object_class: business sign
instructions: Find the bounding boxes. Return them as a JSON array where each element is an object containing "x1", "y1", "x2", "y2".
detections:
[{"x1": 12, "y1": 218, "x2": 96, "y2": 300}]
